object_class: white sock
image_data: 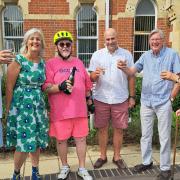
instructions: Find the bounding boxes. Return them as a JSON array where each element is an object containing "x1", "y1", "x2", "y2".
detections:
[
  {"x1": 79, "y1": 167, "x2": 86, "y2": 171},
  {"x1": 61, "y1": 165, "x2": 69, "y2": 169}
]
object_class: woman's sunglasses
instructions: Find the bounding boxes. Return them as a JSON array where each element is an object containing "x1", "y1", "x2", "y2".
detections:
[{"x1": 58, "y1": 42, "x2": 72, "y2": 48}]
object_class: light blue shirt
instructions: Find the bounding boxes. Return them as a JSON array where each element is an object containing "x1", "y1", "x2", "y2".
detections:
[
  {"x1": 89, "y1": 47, "x2": 134, "y2": 104},
  {"x1": 135, "y1": 46, "x2": 180, "y2": 107}
]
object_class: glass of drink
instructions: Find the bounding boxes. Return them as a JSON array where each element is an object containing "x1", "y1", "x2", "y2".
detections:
[
  {"x1": 5, "y1": 40, "x2": 15, "y2": 53},
  {"x1": 4, "y1": 40, "x2": 15, "y2": 66},
  {"x1": 100, "y1": 67, "x2": 106, "y2": 75},
  {"x1": 117, "y1": 55, "x2": 127, "y2": 68}
]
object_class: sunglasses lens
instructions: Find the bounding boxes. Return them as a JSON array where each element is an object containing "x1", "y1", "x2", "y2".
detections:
[
  {"x1": 59, "y1": 42, "x2": 71, "y2": 48},
  {"x1": 66, "y1": 43, "x2": 71, "y2": 48},
  {"x1": 59, "y1": 43, "x2": 65, "y2": 48}
]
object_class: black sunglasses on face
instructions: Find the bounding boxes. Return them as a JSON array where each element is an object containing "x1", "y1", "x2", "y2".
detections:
[{"x1": 58, "y1": 42, "x2": 72, "y2": 48}]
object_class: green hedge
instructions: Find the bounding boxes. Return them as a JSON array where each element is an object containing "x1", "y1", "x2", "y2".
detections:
[{"x1": 1, "y1": 76, "x2": 180, "y2": 151}]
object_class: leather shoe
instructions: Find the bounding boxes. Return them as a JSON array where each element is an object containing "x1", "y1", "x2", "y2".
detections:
[
  {"x1": 112, "y1": 158, "x2": 127, "y2": 169},
  {"x1": 93, "y1": 158, "x2": 107, "y2": 169},
  {"x1": 156, "y1": 170, "x2": 171, "y2": 180},
  {"x1": 134, "y1": 162, "x2": 153, "y2": 173}
]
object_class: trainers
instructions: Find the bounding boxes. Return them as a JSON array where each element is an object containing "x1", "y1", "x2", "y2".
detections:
[
  {"x1": 58, "y1": 166, "x2": 70, "y2": 180},
  {"x1": 134, "y1": 162, "x2": 153, "y2": 173},
  {"x1": 32, "y1": 171, "x2": 41, "y2": 180},
  {"x1": 77, "y1": 169, "x2": 93, "y2": 180},
  {"x1": 12, "y1": 173, "x2": 21, "y2": 180},
  {"x1": 156, "y1": 170, "x2": 171, "y2": 180},
  {"x1": 32, "y1": 167, "x2": 41, "y2": 180}
]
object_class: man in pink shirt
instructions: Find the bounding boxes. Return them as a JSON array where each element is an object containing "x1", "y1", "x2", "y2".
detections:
[{"x1": 43, "y1": 30, "x2": 93, "y2": 180}]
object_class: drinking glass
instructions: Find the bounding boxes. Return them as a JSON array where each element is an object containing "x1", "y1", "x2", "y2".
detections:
[
  {"x1": 4, "y1": 40, "x2": 15, "y2": 64},
  {"x1": 4, "y1": 40, "x2": 15, "y2": 54},
  {"x1": 100, "y1": 67, "x2": 106, "y2": 75}
]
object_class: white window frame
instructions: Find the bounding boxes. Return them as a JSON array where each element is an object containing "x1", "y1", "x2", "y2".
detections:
[{"x1": 133, "y1": 0, "x2": 157, "y2": 62}]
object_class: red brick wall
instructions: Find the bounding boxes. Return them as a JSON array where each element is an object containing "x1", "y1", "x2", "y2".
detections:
[
  {"x1": 98, "y1": 20, "x2": 106, "y2": 49},
  {"x1": 117, "y1": 0, "x2": 128, "y2": 13},
  {"x1": 28, "y1": 0, "x2": 69, "y2": 14},
  {"x1": 111, "y1": 0, "x2": 128, "y2": 15},
  {"x1": 157, "y1": 18, "x2": 171, "y2": 47},
  {"x1": 23, "y1": 1, "x2": 171, "y2": 61},
  {"x1": 116, "y1": 18, "x2": 134, "y2": 53},
  {"x1": 110, "y1": 17, "x2": 170, "y2": 55},
  {"x1": 110, "y1": 0, "x2": 134, "y2": 53}
]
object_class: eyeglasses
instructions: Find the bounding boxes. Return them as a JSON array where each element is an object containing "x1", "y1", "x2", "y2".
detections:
[{"x1": 58, "y1": 42, "x2": 72, "y2": 48}]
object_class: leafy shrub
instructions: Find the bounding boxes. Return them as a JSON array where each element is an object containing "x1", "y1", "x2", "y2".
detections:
[{"x1": 1, "y1": 75, "x2": 180, "y2": 151}]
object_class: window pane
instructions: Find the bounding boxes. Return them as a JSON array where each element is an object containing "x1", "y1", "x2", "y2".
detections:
[
  {"x1": 4, "y1": 6, "x2": 23, "y2": 21},
  {"x1": 78, "y1": 22, "x2": 97, "y2": 36},
  {"x1": 79, "y1": 54, "x2": 93, "y2": 68},
  {"x1": 136, "y1": 0, "x2": 155, "y2": 15},
  {"x1": 78, "y1": 39, "x2": 97, "y2": 68},
  {"x1": 135, "y1": 16, "x2": 155, "y2": 32},
  {"x1": 78, "y1": 39, "x2": 97, "y2": 53},
  {"x1": 4, "y1": 22, "x2": 23, "y2": 37},
  {"x1": 3, "y1": 5, "x2": 23, "y2": 53},
  {"x1": 134, "y1": 0, "x2": 155, "y2": 62},
  {"x1": 134, "y1": 35, "x2": 149, "y2": 51},
  {"x1": 77, "y1": 4, "x2": 97, "y2": 68},
  {"x1": 78, "y1": 4, "x2": 97, "y2": 21},
  {"x1": 4, "y1": 38, "x2": 23, "y2": 53}
]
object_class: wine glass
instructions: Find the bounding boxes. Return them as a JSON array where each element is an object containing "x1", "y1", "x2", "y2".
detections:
[
  {"x1": 99, "y1": 67, "x2": 106, "y2": 75},
  {"x1": 4, "y1": 40, "x2": 15, "y2": 54},
  {"x1": 4, "y1": 40, "x2": 15, "y2": 65}
]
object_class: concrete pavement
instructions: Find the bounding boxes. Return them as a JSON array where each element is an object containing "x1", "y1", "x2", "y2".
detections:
[{"x1": 0, "y1": 144, "x2": 180, "y2": 179}]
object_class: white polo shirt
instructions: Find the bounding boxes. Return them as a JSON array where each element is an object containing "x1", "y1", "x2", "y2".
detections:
[{"x1": 89, "y1": 47, "x2": 134, "y2": 104}]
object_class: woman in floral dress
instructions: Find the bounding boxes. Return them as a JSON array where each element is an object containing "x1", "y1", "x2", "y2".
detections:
[{"x1": 6, "y1": 28, "x2": 49, "y2": 180}]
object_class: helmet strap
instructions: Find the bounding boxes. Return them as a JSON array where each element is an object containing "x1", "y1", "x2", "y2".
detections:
[{"x1": 58, "y1": 51, "x2": 71, "y2": 60}]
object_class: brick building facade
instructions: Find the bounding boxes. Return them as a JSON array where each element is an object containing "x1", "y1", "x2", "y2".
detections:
[{"x1": 0, "y1": 0, "x2": 179, "y2": 64}]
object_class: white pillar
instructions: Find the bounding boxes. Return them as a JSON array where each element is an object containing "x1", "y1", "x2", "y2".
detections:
[{"x1": 105, "y1": 0, "x2": 109, "y2": 29}]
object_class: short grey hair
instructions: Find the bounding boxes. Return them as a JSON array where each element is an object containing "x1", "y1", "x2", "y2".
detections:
[
  {"x1": 149, "y1": 28, "x2": 165, "y2": 39},
  {"x1": 20, "y1": 28, "x2": 45, "y2": 56}
]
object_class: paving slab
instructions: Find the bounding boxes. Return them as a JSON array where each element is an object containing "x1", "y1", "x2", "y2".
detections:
[{"x1": 1, "y1": 144, "x2": 180, "y2": 179}]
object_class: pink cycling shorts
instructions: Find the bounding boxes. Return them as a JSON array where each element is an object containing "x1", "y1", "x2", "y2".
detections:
[{"x1": 49, "y1": 117, "x2": 89, "y2": 141}]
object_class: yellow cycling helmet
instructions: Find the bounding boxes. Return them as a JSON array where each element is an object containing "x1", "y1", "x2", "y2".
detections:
[{"x1": 53, "y1": 30, "x2": 73, "y2": 44}]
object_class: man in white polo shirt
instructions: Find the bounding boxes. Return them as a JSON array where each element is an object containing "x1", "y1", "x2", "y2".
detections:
[{"x1": 89, "y1": 28, "x2": 135, "y2": 169}]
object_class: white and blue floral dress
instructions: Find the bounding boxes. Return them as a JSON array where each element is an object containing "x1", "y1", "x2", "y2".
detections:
[{"x1": 6, "y1": 55, "x2": 49, "y2": 152}]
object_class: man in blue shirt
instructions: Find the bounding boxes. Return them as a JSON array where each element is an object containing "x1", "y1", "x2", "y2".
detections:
[{"x1": 118, "y1": 28, "x2": 180, "y2": 180}]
